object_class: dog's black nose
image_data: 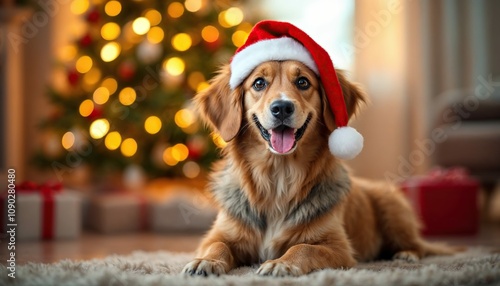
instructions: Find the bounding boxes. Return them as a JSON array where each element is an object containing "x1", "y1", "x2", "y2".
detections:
[{"x1": 270, "y1": 100, "x2": 295, "y2": 121}]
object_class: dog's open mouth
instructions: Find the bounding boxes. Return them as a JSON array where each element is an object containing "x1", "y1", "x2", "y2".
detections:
[{"x1": 252, "y1": 114, "x2": 312, "y2": 155}]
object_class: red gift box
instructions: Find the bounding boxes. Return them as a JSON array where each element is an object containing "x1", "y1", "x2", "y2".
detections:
[{"x1": 400, "y1": 167, "x2": 479, "y2": 235}]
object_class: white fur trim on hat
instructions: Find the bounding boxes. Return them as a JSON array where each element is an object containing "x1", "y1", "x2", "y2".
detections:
[
  {"x1": 328, "y1": 126, "x2": 363, "y2": 160},
  {"x1": 229, "y1": 37, "x2": 319, "y2": 89}
]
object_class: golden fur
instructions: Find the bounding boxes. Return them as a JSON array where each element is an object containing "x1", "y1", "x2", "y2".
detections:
[{"x1": 182, "y1": 61, "x2": 456, "y2": 277}]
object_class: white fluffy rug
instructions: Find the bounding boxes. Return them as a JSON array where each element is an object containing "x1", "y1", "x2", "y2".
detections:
[{"x1": 1, "y1": 248, "x2": 499, "y2": 286}]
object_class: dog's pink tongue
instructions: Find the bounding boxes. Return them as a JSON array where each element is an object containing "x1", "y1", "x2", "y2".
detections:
[{"x1": 271, "y1": 128, "x2": 295, "y2": 154}]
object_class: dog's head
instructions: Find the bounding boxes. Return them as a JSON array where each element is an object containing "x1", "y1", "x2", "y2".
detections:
[{"x1": 195, "y1": 60, "x2": 365, "y2": 156}]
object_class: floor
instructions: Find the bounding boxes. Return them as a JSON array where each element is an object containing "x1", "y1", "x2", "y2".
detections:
[
  {"x1": 2, "y1": 223, "x2": 500, "y2": 265},
  {"x1": 2, "y1": 232, "x2": 202, "y2": 265}
]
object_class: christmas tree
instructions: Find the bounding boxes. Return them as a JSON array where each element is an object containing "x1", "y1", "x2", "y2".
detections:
[{"x1": 35, "y1": 0, "x2": 257, "y2": 180}]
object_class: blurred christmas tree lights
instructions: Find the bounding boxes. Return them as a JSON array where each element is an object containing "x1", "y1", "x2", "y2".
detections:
[{"x1": 35, "y1": 0, "x2": 258, "y2": 180}]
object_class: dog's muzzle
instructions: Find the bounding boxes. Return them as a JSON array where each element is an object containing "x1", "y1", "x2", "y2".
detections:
[{"x1": 252, "y1": 114, "x2": 312, "y2": 155}]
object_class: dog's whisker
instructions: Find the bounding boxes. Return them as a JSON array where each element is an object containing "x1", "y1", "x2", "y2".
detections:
[{"x1": 239, "y1": 121, "x2": 252, "y2": 136}]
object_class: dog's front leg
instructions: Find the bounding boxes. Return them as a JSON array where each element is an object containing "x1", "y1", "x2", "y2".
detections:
[
  {"x1": 257, "y1": 243, "x2": 356, "y2": 277},
  {"x1": 182, "y1": 241, "x2": 235, "y2": 276}
]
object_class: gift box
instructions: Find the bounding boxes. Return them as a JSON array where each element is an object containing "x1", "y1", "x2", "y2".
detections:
[
  {"x1": 400, "y1": 167, "x2": 479, "y2": 235},
  {"x1": 87, "y1": 191, "x2": 148, "y2": 234},
  {"x1": 147, "y1": 179, "x2": 217, "y2": 233},
  {"x1": 1, "y1": 181, "x2": 82, "y2": 240}
]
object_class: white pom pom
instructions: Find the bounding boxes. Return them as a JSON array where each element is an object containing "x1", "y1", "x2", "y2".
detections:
[{"x1": 328, "y1": 126, "x2": 363, "y2": 160}]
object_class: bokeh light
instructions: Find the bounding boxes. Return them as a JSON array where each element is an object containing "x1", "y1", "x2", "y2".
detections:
[
  {"x1": 144, "y1": 116, "x2": 162, "y2": 134},
  {"x1": 76, "y1": 55, "x2": 93, "y2": 73},
  {"x1": 167, "y1": 2, "x2": 184, "y2": 18},
  {"x1": 61, "y1": 131, "x2": 75, "y2": 150},
  {"x1": 124, "y1": 21, "x2": 143, "y2": 43},
  {"x1": 100, "y1": 42, "x2": 121, "y2": 62},
  {"x1": 197, "y1": 81, "x2": 210, "y2": 92},
  {"x1": 89, "y1": 119, "x2": 110, "y2": 139},
  {"x1": 238, "y1": 22, "x2": 254, "y2": 33},
  {"x1": 101, "y1": 22, "x2": 121, "y2": 40},
  {"x1": 79, "y1": 99, "x2": 94, "y2": 117},
  {"x1": 201, "y1": 25, "x2": 219, "y2": 43},
  {"x1": 232, "y1": 30, "x2": 248, "y2": 47},
  {"x1": 184, "y1": 0, "x2": 202, "y2": 12},
  {"x1": 188, "y1": 72, "x2": 205, "y2": 90},
  {"x1": 119, "y1": 87, "x2": 137, "y2": 106},
  {"x1": 104, "y1": 131, "x2": 122, "y2": 150},
  {"x1": 147, "y1": 26, "x2": 164, "y2": 44},
  {"x1": 121, "y1": 138, "x2": 137, "y2": 157},
  {"x1": 212, "y1": 133, "x2": 227, "y2": 148},
  {"x1": 58, "y1": 45, "x2": 77, "y2": 62},
  {"x1": 101, "y1": 77, "x2": 118, "y2": 95},
  {"x1": 163, "y1": 147, "x2": 178, "y2": 166},
  {"x1": 70, "y1": 0, "x2": 89, "y2": 15},
  {"x1": 163, "y1": 57, "x2": 185, "y2": 76},
  {"x1": 174, "y1": 109, "x2": 195, "y2": 128},
  {"x1": 183, "y1": 161, "x2": 200, "y2": 178},
  {"x1": 171, "y1": 33, "x2": 192, "y2": 51},
  {"x1": 171, "y1": 143, "x2": 189, "y2": 162},
  {"x1": 144, "y1": 9, "x2": 162, "y2": 26},
  {"x1": 132, "y1": 17, "x2": 151, "y2": 35},
  {"x1": 83, "y1": 67, "x2": 102, "y2": 86},
  {"x1": 224, "y1": 7, "x2": 244, "y2": 27},
  {"x1": 93, "y1": 87, "x2": 110, "y2": 104},
  {"x1": 104, "y1": 0, "x2": 121, "y2": 16}
]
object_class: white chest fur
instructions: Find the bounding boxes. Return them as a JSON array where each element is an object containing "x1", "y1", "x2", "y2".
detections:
[
  {"x1": 254, "y1": 158, "x2": 304, "y2": 262},
  {"x1": 259, "y1": 214, "x2": 287, "y2": 262}
]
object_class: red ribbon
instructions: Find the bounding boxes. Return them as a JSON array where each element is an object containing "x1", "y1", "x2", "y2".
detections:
[{"x1": 17, "y1": 181, "x2": 63, "y2": 239}]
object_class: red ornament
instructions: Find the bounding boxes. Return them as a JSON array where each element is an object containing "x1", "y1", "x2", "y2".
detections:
[
  {"x1": 79, "y1": 33, "x2": 92, "y2": 47},
  {"x1": 187, "y1": 140, "x2": 204, "y2": 160},
  {"x1": 88, "y1": 107, "x2": 102, "y2": 120},
  {"x1": 86, "y1": 9, "x2": 100, "y2": 23},
  {"x1": 67, "y1": 68, "x2": 79, "y2": 86},
  {"x1": 118, "y1": 61, "x2": 136, "y2": 81},
  {"x1": 188, "y1": 148, "x2": 201, "y2": 160}
]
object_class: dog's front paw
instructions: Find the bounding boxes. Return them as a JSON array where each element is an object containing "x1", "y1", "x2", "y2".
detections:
[
  {"x1": 182, "y1": 258, "x2": 228, "y2": 276},
  {"x1": 256, "y1": 260, "x2": 304, "y2": 277},
  {"x1": 393, "y1": 250, "x2": 419, "y2": 262}
]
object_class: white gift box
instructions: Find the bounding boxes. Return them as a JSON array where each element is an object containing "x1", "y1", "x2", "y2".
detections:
[
  {"x1": 2, "y1": 190, "x2": 82, "y2": 240},
  {"x1": 87, "y1": 193, "x2": 148, "y2": 234},
  {"x1": 148, "y1": 186, "x2": 217, "y2": 232}
]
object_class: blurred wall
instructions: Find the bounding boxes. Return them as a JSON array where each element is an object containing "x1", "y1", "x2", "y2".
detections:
[
  {"x1": 1, "y1": 2, "x2": 79, "y2": 181},
  {"x1": 348, "y1": 0, "x2": 497, "y2": 182},
  {"x1": 347, "y1": 0, "x2": 408, "y2": 180}
]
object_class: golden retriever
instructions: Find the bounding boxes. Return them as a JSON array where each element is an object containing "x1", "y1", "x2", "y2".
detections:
[{"x1": 182, "y1": 60, "x2": 455, "y2": 277}]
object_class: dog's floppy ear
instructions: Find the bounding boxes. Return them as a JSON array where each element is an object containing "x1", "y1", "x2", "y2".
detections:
[
  {"x1": 194, "y1": 64, "x2": 243, "y2": 142},
  {"x1": 322, "y1": 70, "x2": 366, "y2": 132}
]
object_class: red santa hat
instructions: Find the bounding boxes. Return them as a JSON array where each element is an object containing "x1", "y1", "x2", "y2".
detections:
[{"x1": 229, "y1": 20, "x2": 363, "y2": 160}]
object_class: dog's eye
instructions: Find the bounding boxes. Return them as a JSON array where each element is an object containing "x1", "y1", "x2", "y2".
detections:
[
  {"x1": 296, "y1": 77, "x2": 310, "y2": 90},
  {"x1": 252, "y1": 78, "x2": 267, "y2": 91}
]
